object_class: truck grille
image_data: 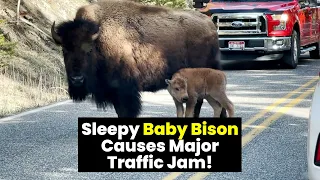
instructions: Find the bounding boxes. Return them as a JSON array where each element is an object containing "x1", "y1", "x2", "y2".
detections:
[{"x1": 212, "y1": 13, "x2": 267, "y2": 35}]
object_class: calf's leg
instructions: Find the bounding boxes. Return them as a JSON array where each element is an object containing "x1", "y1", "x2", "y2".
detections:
[
  {"x1": 212, "y1": 93, "x2": 234, "y2": 117},
  {"x1": 185, "y1": 97, "x2": 197, "y2": 117},
  {"x1": 206, "y1": 96, "x2": 222, "y2": 117},
  {"x1": 174, "y1": 99, "x2": 184, "y2": 117},
  {"x1": 208, "y1": 47, "x2": 227, "y2": 118}
]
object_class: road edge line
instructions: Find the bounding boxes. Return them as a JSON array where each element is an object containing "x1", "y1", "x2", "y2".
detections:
[{"x1": 0, "y1": 100, "x2": 72, "y2": 122}]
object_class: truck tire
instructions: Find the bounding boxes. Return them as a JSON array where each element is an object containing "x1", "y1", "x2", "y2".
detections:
[
  {"x1": 310, "y1": 42, "x2": 320, "y2": 59},
  {"x1": 281, "y1": 30, "x2": 300, "y2": 69}
]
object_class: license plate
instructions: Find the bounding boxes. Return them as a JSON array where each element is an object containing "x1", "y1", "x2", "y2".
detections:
[{"x1": 228, "y1": 41, "x2": 245, "y2": 50}]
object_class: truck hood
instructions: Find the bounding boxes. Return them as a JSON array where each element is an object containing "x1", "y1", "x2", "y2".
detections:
[{"x1": 204, "y1": 1, "x2": 297, "y2": 13}]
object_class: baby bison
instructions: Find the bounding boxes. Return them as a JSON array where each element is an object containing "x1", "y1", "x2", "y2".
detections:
[{"x1": 165, "y1": 68, "x2": 234, "y2": 118}]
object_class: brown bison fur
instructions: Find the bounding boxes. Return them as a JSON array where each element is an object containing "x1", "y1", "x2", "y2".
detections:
[
  {"x1": 50, "y1": 0, "x2": 226, "y2": 117},
  {"x1": 165, "y1": 68, "x2": 234, "y2": 117}
]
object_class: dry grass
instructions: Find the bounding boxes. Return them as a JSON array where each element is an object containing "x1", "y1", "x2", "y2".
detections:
[
  {"x1": 0, "y1": 0, "x2": 90, "y2": 117},
  {"x1": 0, "y1": 68, "x2": 68, "y2": 117}
]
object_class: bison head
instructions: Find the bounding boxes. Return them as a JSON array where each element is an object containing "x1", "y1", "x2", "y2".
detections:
[{"x1": 51, "y1": 19, "x2": 100, "y2": 100}]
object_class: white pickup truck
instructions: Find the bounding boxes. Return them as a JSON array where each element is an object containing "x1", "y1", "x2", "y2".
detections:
[{"x1": 308, "y1": 77, "x2": 320, "y2": 180}]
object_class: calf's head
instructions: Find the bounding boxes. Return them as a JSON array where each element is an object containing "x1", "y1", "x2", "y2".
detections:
[
  {"x1": 165, "y1": 77, "x2": 189, "y2": 103},
  {"x1": 51, "y1": 19, "x2": 99, "y2": 87}
]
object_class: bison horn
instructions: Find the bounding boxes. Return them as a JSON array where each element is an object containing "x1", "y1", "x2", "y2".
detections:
[
  {"x1": 51, "y1": 21, "x2": 62, "y2": 44},
  {"x1": 91, "y1": 27, "x2": 100, "y2": 41}
]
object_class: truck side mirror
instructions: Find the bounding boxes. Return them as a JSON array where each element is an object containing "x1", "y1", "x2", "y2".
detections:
[
  {"x1": 300, "y1": 4, "x2": 307, "y2": 8},
  {"x1": 299, "y1": 0, "x2": 310, "y2": 8},
  {"x1": 193, "y1": 0, "x2": 210, "y2": 3},
  {"x1": 192, "y1": 0, "x2": 210, "y2": 8},
  {"x1": 193, "y1": 2, "x2": 205, "y2": 8},
  {"x1": 300, "y1": 2, "x2": 309, "y2": 8}
]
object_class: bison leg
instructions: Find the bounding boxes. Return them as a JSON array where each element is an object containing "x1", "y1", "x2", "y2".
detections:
[
  {"x1": 193, "y1": 98, "x2": 203, "y2": 118},
  {"x1": 112, "y1": 88, "x2": 142, "y2": 118},
  {"x1": 220, "y1": 108, "x2": 227, "y2": 118}
]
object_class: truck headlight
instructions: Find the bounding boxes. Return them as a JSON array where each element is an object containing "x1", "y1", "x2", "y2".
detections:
[{"x1": 271, "y1": 14, "x2": 288, "y2": 30}]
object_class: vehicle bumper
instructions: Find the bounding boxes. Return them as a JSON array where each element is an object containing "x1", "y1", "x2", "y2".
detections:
[
  {"x1": 219, "y1": 37, "x2": 291, "y2": 52},
  {"x1": 309, "y1": 167, "x2": 320, "y2": 180},
  {"x1": 219, "y1": 36, "x2": 291, "y2": 61},
  {"x1": 308, "y1": 79, "x2": 320, "y2": 180}
]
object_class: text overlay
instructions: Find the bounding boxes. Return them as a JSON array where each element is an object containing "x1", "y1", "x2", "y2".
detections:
[{"x1": 78, "y1": 118, "x2": 242, "y2": 172}]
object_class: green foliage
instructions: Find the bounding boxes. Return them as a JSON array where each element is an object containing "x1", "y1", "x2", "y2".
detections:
[
  {"x1": 0, "y1": 19, "x2": 17, "y2": 69},
  {"x1": 138, "y1": 0, "x2": 187, "y2": 9},
  {"x1": 0, "y1": 34, "x2": 16, "y2": 56}
]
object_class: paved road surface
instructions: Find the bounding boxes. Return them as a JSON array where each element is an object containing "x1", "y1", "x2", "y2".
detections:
[{"x1": 0, "y1": 57, "x2": 319, "y2": 180}]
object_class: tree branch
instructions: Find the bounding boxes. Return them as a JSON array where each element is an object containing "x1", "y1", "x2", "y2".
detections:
[{"x1": 16, "y1": 0, "x2": 21, "y2": 25}]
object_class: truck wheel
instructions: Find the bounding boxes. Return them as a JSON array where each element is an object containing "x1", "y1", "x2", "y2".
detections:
[
  {"x1": 310, "y1": 42, "x2": 320, "y2": 59},
  {"x1": 281, "y1": 30, "x2": 300, "y2": 69}
]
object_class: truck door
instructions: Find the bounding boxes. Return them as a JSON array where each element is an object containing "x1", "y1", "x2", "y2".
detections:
[
  {"x1": 308, "y1": 0, "x2": 319, "y2": 43},
  {"x1": 298, "y1": 0, "x2": 312, "y2": 46}
]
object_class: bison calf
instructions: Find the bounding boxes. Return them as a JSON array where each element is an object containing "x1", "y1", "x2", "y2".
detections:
[{"x1": 165, "y1": 68, "x2": 234, "y2": 118}]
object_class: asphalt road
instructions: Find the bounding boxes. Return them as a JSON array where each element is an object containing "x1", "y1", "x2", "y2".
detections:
[{"x1": 0, "y1": 56, "x2": 319, "y2": 180}]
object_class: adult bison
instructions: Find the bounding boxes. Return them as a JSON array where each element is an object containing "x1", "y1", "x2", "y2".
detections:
[{"x1": 51, "y1": 0, "x2": 227, "y2": 118}]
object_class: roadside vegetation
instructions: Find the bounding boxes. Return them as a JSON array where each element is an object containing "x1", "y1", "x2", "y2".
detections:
[
  {"x1": 0, "y1": 0, "x2": 88, "y2": 117},
  {"x1": 139, "y1": 0, "x2": 189, "y2": 8},
  {"x1": 0, "y1": 18, "x2": 68, "y2": 117},
  {"x1": 0, "y1": 0, "x2": 189, "y2": 118}
]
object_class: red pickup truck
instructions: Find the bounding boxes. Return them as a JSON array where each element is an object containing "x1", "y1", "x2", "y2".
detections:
[{"x1": 193, "y1": 0, "x2": 320, "y2": 69}]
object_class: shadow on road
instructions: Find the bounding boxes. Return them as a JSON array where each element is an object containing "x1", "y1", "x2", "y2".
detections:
[{"x1": 221, "y1": 54, "x2": 318, "y2": 71}]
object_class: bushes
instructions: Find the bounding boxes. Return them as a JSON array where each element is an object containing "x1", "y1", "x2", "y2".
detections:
[
  {"x1": 0, "y1": 19, "x2": 17, "y2": 70},
  {"x1": 0, "y1": 19, "x2": 16, "y2": 56},
  {"x1": 138, "y1": 0, "x2": 189, "y2": 9},
  {"x1": 0, "y1": 33, "x2": 16, "y2": 56},
  {"x1": 0, "y1": 18, "x2": 67, "y2": 117}
]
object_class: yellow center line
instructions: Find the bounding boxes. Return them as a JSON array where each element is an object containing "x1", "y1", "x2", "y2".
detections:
[
  {"x1": 187, "y1": 172, "x2": 210, "y2": 180},
  {"x1": 242, "y1": 76, "x2": 318, "y2": 130},
  {"x1": 162, "y1": 77, "x2": 318, "y2": 180},
  {"x1": 187, "y1": 84, "x2": 317, "y2": 180},
  {"x1": 162, "y1": 172, "x2": 183, "y2": 180},
  {"x1": 242, "y1": 86, "x2": 316, "y2": 147}
]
